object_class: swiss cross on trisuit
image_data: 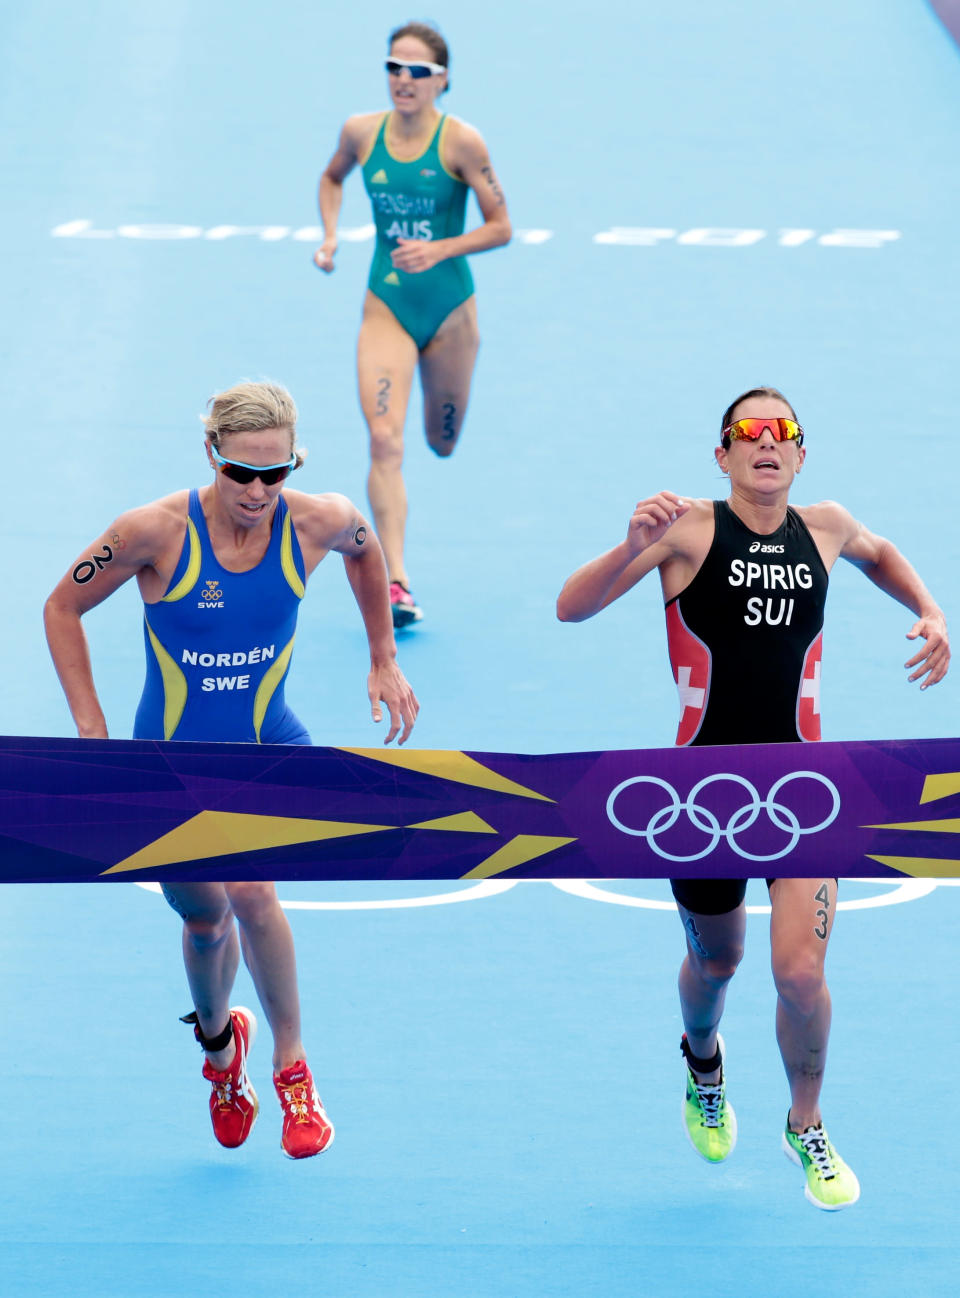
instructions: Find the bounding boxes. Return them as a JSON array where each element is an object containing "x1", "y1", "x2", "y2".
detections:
[
  {"x1": 797, "y1": 633, "x2": 823, "y2": 741},
  {"x1": 666, "y1": 603, "x2": 711, "y2": 745}
]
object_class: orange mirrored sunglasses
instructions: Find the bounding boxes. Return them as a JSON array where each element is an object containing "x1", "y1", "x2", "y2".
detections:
[{"x1": 722, "y1": 417, "x2": 804, "y2": 445}]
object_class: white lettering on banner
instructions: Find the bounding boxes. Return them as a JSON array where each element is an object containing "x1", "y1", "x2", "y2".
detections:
[
  {"x1": 50, "y1": 220, "x2": 903, "y2": 249},
  {"x1": 182, "y1": 645, "x2": 275, "y2": 666}
]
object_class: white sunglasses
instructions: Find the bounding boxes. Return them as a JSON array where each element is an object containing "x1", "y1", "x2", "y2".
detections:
[{"x1": 385, "y1": 56, "x2": 446, "y2": 79}]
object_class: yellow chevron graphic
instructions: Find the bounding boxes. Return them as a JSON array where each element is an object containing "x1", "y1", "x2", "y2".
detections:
[
  {"x1": 460, "y1": 834, "x2": 576, "y2": 880},
  {"x1": 920, "y1": 772, "x2": 960, "y2": 804},
  {"x1": 865, "y1": 818, "x2": 960, "y2": 833},
  {"x1": 339, "y1": 748, "x2": 554, "y2": 801},
  {"x1": 406, "y1": 811, "x2": 497, "y2": 833},
  {"x1": 866, "y1": 854, "x2": 960, "y2": 877},
  {"x1": 102, "y1": 810, "x2": 395, "y2": 874},
  {"x1": 383, "y1": 270, "x2": 401, "y2": 285},
  {"x1": 103, "y1": 806, "x2": 502, "y2": 875},
  {"x1": 370, "y1": 168, "x2": 388, "y2": 184}
]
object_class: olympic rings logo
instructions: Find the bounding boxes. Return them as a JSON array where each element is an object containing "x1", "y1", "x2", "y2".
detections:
[{"x1": 605, "y1": 771, "x2": 841, "y2": 863}]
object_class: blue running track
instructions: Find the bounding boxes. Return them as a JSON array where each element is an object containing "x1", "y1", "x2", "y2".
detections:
[{"x1": 1, "y1": 2, "x2": 959, "y2": 1295}]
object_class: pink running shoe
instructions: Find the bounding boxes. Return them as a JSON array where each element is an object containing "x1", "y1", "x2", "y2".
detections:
[
  {"x1": 389, "y1": 581, "x2": 423, "y2": 629},
  {"x1": 200, "y1": 1006, "x2": 259, "y2": 1149},
  {"x1": 273, "y1": 1060, "x2": 335, "y2": 1159}
]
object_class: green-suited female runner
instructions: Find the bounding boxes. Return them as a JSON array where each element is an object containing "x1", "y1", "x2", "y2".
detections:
[{"x1": 315, "y1": 20, "x2": 511, "y2": 628}]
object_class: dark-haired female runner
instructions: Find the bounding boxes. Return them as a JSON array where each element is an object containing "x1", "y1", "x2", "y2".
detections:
[
  {"x1": 558, "y1": 386, "x2": 949, "y2": 1208},
  {"x1": 315, "y1": 21, "x2": 511, "y2": 626}
]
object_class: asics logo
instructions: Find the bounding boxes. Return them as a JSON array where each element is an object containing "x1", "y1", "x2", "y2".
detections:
[
  {"x1": 749, "y1": 541, "x2": 784, "y2": 554},
  {"x1": 605, "y1": 772, "x2": 841, "y2": 863}
]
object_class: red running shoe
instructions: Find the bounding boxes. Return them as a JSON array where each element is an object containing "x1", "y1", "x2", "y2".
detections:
[
  {"x1": 201, "y1": 1006, "x2": 259, "y2": 1148},
  {"x1": 389, "y1": 581, "x2": 423, "y2": 629},
  {"x1": 273, "y1": 1060, "x2": 335, "y2": 1159}
]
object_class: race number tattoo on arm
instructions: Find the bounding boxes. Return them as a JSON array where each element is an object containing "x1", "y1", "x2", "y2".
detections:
[
  {"x1": 72, "y1": 542, "x2": 115, "y2": 585},
  {"x1": 441, "y1": 402, "x2": 457, "y2": 441},
  {"x1": 375, "y1": 377, "x2": 391, "y2": 416},
  {"x1": 813, "y1": 882, "x2": 831, "y2": 941},
  {"x1": 480, "y1": 165, "x2": 505, "y2": 206}
]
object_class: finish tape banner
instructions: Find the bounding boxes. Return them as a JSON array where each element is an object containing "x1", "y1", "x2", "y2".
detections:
[{"x1": 2, "y1": 733, "x2": 960, "y2": 883}]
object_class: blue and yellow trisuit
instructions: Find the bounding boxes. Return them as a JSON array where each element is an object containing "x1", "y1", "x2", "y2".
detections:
[
  {"x1": 361, "y1": 111, "x2": 474, "y2": 350},
  {"x1": 134, "y1": 490, "x2": 311, "y2": 744}
]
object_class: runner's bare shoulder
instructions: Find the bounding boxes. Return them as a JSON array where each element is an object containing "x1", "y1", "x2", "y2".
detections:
[
  {"x1": 342, "y1": 111, "x2": 386, "y2": 158},
  {"x1": 108, "y1": 491, "x2": 190, "y2": 561},
  {"x1": 284, "y1": 489, "x2": 357, "y2": 546},
  {"x1": 666, "y1": 496, "x2": 714, "y2": 553},
  {"x1": 796, "y1": 499, "x2": 856, "y2": 538},
  {"x1": 440, "y1": 115, "x2": 478, "y2": 146},
  {"x1": 440, "y1": 117, "x2": 491, "y2": 175}
]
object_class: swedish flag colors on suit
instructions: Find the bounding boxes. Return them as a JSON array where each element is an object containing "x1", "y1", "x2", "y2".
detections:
[{"x1": 133, "y1": 490, "x2": 310, "y2": 743}]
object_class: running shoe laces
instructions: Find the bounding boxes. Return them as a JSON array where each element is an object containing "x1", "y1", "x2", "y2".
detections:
[
  {"x1": 795, "y1": 1125, "x2": 837, "y2": 1179},
  {"x1": 197, "y1": 1006, "x2": 259, "y2": 1149},
  {"x1": 280, "y1": 1084, "x2": 310, "y2": 1122},
  {"x1": 273, "y1": 1060, "x2": 335, "y2": 1159},
  {"x1": 692, "y1": 1077, "x2": 725, "y2": 1128},
  {"x1": 212, "y1": 1077, "x2": 238, "y2": 1109},
  {"x1": 681, "y1": 1034, "x2": 737, "y2": 1162}
]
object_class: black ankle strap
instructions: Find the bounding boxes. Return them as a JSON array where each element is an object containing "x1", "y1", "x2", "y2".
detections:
[
  {"x1": 180, "y1": 1011, "x2": 233, "y2": 1053},
  {"x1": 681, "y1": 1035, "x2": 722, "y2": 1074}
]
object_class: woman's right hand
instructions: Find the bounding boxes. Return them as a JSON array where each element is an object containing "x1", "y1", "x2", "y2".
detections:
[
  {"x1": 626, "y1": 492, "x2": 690, "y2": 554},
  {"x1": 313, "y1": 240, "x2": 338, "y2": 273}
]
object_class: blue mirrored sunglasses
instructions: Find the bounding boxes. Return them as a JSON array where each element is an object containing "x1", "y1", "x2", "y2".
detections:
[{"x1": 211, "y1": 447, "x2": 296, "y2": 486}]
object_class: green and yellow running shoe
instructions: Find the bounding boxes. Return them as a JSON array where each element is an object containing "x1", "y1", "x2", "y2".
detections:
[
  {"x1": 681, "y1": 1034, "x2": 737, "y2": 1162},
  {"x1": 782, "y1": 1118, "x2": 860, "y2": 1210}
]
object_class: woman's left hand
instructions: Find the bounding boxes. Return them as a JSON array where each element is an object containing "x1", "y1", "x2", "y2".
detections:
[
  {"x1": 368, "y1": 661, "x2": 420, "y2": 744},
  {"x1": 905, "y1": 611, "x2": 951, "y2": 689},
  {"x1": 390, "y1": 238, "x2": 444, "y2": 273}
]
